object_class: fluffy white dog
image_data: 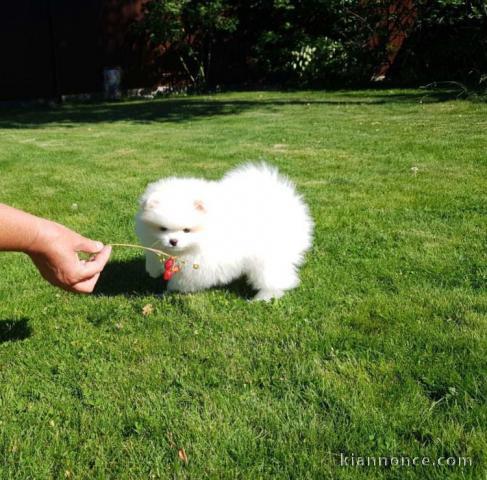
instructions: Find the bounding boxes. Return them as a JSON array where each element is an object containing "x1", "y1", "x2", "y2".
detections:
[{"x1": 136, "y1": 163, "x2": 313, "y2": 300}]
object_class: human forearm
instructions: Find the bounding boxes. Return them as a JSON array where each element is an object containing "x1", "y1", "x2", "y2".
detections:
[{"x1": 0, "y1": 203, "x2": 43, "y2": 252}]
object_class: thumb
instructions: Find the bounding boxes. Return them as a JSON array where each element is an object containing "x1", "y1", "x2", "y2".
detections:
[{"x1": 76, "y1": 236, "x2": 104, "y2": 254}]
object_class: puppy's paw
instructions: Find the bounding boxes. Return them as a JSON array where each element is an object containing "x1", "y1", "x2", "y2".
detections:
[
  {"x1": 147, "y1": 267, "x2": 163, "y2": 279},
  {"x1": 146, "y1": 260, "x2": 163, "y2": 278},
  {"x1": 252, "y1": 289, "x2": 285, "y2": 302}
]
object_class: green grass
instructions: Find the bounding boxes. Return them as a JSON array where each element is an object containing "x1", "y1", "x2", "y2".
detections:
[{"x1": 0, "y1": 90, "x2": 486, "y2": 479}]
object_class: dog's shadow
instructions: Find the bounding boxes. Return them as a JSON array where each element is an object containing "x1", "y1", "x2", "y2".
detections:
[
  {"x1": 95, "y1": 258, "x2": 255, "y2": 299},
  {"x1": 95, "y1": 258, "x2": 162, "y2": 296}
]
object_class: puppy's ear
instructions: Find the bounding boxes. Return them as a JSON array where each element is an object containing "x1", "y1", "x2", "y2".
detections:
[
  {"x1": 194, "y1": 199, "x2": 206, "y2": 213},
  {"x1": 142, "y1": 196, "x2": 160, "y2": 210}
]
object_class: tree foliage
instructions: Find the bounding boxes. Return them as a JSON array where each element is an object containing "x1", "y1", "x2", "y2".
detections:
[
  {"x1": 135, "y1": 0, "x2": 487, "y2": 89},
  {"x1": 135, "y1": 0, "x2": 238, "y2": 89}
]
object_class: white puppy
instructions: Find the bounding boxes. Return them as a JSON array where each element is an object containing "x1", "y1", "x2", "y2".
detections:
[{"x1": 136, "y1": 163, "x2": 313, "y2": 300}]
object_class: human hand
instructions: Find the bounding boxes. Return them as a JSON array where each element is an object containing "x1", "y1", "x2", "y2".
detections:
[{"x1": 26, "y1": 219, "x2": 111, "y2": 293}]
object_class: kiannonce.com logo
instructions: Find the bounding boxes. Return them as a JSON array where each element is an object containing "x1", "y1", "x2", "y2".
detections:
[{"x1": 339, "y1": 453, "x2": 473, "y2": 468}]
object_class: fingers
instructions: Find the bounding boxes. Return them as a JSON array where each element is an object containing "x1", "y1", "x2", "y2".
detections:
[
  {"x1": 76, "y1": 236, "x2": 105, "y2": 254},
  {"x1": 71, "y1": 273, "x2": 101, "y2": 294},
  {"x1": 77, "y1": 245, "x2": 112, "y2": 280}
]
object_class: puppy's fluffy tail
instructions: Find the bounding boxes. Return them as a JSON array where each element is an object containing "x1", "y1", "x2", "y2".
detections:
[
  {"x1": 223, "y1": 162, "x2": 292, "y2": 191},
  {"x1": 222, "y1": 162, "x2": 314, "y2": 260}
]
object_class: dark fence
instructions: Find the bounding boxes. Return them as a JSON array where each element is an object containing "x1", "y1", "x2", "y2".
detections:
[{"x1": 0, "y1": 0, "x2": 148, "y2": 101}]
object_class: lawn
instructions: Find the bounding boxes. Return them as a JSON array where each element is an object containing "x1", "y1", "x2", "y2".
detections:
[{"x1": 0, "y1": 90, "x2": 485, "y2": 479}]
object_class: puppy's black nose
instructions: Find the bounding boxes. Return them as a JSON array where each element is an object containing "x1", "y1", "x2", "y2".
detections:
[{"x1": 169, "y1": 239, "x2": 178, "y2": 246}]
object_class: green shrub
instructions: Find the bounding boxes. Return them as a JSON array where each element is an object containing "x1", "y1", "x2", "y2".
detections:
[{"x1": 134, "y1": 0, "x2": 487, "y2": 89}]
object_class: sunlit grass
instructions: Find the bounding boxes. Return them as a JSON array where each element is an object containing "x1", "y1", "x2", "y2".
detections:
[{"x1": 0, "y1": 90, "x2": 485, "y2": 479}]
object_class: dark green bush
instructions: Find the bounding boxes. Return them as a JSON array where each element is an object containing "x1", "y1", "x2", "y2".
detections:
[{"x1": 134, "y1": 0, "x2": 487, "y2": 89}]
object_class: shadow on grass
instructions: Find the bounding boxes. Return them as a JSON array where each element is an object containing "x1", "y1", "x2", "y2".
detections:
[
  {"x1": 213, "y1": 276, "x2": 256, "y2": 301},
  {"x1": 0, "y1": 90, "x2": 454, "y2": 129},
  {"x1": 95, "y1": 258, "x2": 255, "y2": 299},
  {"x1": 95, "y1": 258, "x2": 163, "y2": 297},
  {"x1": 0, "y1": 318, "x2": 32, "y2": 343}
]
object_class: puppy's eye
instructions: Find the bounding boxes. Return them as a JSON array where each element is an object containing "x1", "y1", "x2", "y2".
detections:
[
  {"x1": 183, "y1": 228, "x2": 191, "y2": 233},
  {"x1": 159, "y1": 226, "x2": 168, "y2": 232}
]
